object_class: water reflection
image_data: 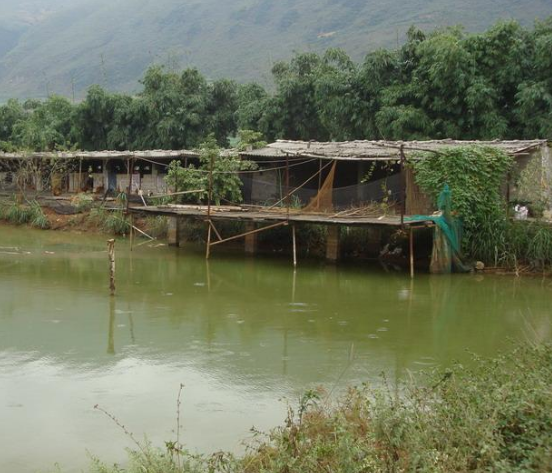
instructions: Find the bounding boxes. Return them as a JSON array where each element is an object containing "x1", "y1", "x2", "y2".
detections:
[{"x1": 0, "y1": 226, "x2": 551, "y2": 473}]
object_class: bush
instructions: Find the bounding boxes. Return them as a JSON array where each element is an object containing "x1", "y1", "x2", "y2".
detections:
[
  {"x1": 0, "y1": 197, "x2": 50, "y2": 229},
  {"x1": 74, "y1": 343, "x2": 552, "y2": 473},
  {"x1": 88, "y1": 207, "x2": 130, "y2": 235},
  {"x1": 143, "y1": 216, "x2": 169, "y2": 239}
]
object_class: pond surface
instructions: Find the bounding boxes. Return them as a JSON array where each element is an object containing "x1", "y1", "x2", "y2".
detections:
[{"x1": 1, "y1": 225, "x2": 551, "y2": 473}]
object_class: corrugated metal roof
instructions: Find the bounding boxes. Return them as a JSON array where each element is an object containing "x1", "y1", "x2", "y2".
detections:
[{"x1": 241, "y1": 139, "x2": 549, "y2": 161}]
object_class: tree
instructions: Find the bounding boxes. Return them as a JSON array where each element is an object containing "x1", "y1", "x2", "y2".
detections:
[
  {"x1": 11, "y1": 95, "x2": 75, "y2": 151},
  {"x1": 165, "y1": 135, "x2": 257, "y2": 205},
  {"x1": 0, "y1": 99, "x2": 25, "y2": 144},
  {"x1": 515, "y1": 17, "x2": 552, "y2": 138},
  {"x1": 207, "y1": 79, "x2": 239, "y2": 147}
]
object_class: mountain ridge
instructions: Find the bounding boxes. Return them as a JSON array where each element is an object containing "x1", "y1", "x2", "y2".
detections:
[{"x1": 1, "y1": 0, "x2": 551, "y2": 101}]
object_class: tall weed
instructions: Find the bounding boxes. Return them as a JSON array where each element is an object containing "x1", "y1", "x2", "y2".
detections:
[{"x1": 69, "y1": 344, "x2": 552, "y2": 473}]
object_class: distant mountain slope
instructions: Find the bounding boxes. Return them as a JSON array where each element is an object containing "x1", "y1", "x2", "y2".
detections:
[{"x1": 0, "y1": 0, "x2": 551, "y2": 100}]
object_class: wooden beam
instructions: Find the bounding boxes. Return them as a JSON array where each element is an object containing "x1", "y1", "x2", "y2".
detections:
[
  {"x1": 209, "y1": 221, "x2": 288, "y2": 247},
  {"x1": 206, "y1": 223, "x2": 212, "y2": 259},
  {"x1": 209, "y1": 220, "x2": 223, "y2": 241},
  {"x1": 292, "y1": 225, "x2": 297, "y2": 267},
  {"x1": 409, "y1": 226, "x2": 415, "y2": 278}
]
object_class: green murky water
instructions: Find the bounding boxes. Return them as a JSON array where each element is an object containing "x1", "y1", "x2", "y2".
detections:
[{"x1": 1, "y1": 225, "x2": 551, "y2": 472}]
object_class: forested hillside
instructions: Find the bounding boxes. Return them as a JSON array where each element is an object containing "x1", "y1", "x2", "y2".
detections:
[
  {"x1": 0, "y1": 0, "x2": 551, "y2": 100},
  {"x1": 1, "y1": 18, "x2": 551, "y2": 152}
]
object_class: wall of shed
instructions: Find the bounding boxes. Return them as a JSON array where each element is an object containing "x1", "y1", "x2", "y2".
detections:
[
  {"x1": 406, "y1": 167, "x2": 434, "y2": 215},
  {"x1": 249, "y1": 169, "x2": 280, "y2": 204},
  {"x1": 68, "y1": 167, "x2": 169, "y2": 194},
  {"x1": 510, "y1": 145, "x2": 552, "y2": 212}
]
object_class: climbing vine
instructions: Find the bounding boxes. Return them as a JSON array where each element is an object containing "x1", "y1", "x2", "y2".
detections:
[{"x1": 411, "y1": 146, "x2": 514, "y2": 257}]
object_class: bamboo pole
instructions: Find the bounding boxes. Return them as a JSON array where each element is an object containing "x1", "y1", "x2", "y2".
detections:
[
  {"x1": 107, "y1": 239, "x2": 116, "y2": 295},
  {"x1": 206, "y1": 223, "x2": 212, "y2": 259},
  {"x1": 409, "y1": 226, "x2": 415, "y2": 279},
  {"x1": 267, "y1": 160, "x2": 333, "y2": 210},
  {"x1": 292, "y1": 225, "x2": 297, "y2": 267},
  {"x1": 317, "y1": 159, "x2": 322, "y2": 210},
  {"x1": 400, "y1": 144, "x2": 406, "y2": 228},
  {"x1": 132, "y1": 224, "x2": 155, "y2": 241},
  {"x1": 209, "y1": 221, "x2": 288, "y2": 247},
  {"x1": 148, "y1": 189, "x2": 204, "y2": 198},
  {"x1": 207, "y1": 154, "x2": 214, "y2": 218},
  {"x1": 209, "y1": 220, "x2": 223, "y2": 241},
  {"x1": 107, "y1": 297, "x2": 115, "y2": 354},
  {"x1": 126, "y1": 157, "x2": 133, "y2": 213},
  {"x1": 285, "y1": 153, "x2": 290, "y2": 220},
  {"x1": 78, "y1": 158, "x2": 82, "y2": 192},
  {"x1": 129, "y1": 214, "x2": 134, "y2": 251}
]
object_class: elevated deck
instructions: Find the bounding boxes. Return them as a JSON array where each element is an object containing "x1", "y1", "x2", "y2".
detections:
[{"x1": 129, "y1": 204, "x2": 431, "y2": 228}]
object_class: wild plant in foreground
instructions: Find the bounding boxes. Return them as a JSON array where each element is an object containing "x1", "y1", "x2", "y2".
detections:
[{"x1": 74, "y1": 343, "x2": 552, "y2": 473}]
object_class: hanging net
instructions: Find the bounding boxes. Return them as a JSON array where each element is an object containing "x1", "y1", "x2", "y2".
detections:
[
  {"x1": 406, "y1": 184, "x2": 470, "y2": 273},
  {"x1": 303, "y1": 161, "x2": 337, "y2": 213}
]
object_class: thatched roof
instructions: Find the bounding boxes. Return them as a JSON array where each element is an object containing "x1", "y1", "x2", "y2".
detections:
[
  {"x1": 241, "y1": 139, "x2": 549, "y2": 161},
  {"x1": 0, "y1": 150, "x2": 200, "y2": 161}
]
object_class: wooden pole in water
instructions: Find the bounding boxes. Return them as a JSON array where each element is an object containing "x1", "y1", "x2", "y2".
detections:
[
  {"x1": 206, "y1": 222, "x2": 212, "y2": 259},
  {"x1": 129, "y1": 213, "x2": 134, "y2": 251},
  {"x1": 107, "y1": 239, "x2": 116, "y2": 295},
  {"x1": 400, "y1": 144, "x2": 406, "y2": 228},
  {"x1": 292, "y1": 225, "x2": 297, "y2": 268},
  {"x1": 409, "y1": 226, "x2": 415, "y2": 279},
  {"x1": 285, "y1": 153, "x2": 290, "y2": 220}
]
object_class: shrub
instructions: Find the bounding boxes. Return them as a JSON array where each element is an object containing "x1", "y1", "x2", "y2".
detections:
[
  {"x1": 143, "y1": 216, "x2": 169, "y2": 239},
  {"x1": 88, "y1": 207, "x2": 130, "y2": 235},
  {"x1": 74, "y1": 343, "x2": 552, "y2": 473},
  {"x1": 0, "y1": 197, "x2": 49, "y2": 229}
]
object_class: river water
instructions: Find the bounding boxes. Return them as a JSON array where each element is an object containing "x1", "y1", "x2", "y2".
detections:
[{"x1": 0, "y1": 226, "x2": 551, "y2": 472}]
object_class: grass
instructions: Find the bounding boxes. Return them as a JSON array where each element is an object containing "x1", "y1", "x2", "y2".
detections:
[
  {"x1": 143, "y1": 216, "x2": 169, "y2": 239},
  {"x1": 470, "y1": 218, "x2": 552, "y2": 271},
  {"x1": 69, "y1": 343, "x2": 552, "y2": 473},
  {"x1": 0, "y1": 197, "x2": 50, "y2": 229},
  {"x1": 88, "y1": 207, "x2": 130, "y2": 235}
]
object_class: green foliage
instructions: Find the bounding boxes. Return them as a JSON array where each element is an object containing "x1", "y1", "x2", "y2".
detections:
[
  {"x1": 165, "y1": 136, "x2": 258, "y2": 205},
  {"x1": 0, "y1": 99, "x2": 25, "y2": 142},
  {"x1": 2, "y1": 18, "x2": 552, "y2": 153},
  {"x1": 10, "y1": 95, "x2": 75, "y2": 151},
  {"x1": 143, "y1": 216, "x2": 169, "y2": 239},
  {"x1": 470, "y1": 219, "x2": 552, "y2": 270},
  {"x1": 71, "y1": 194, "x2": 95, "y2": 213},
  {"x1": 411, "y1": 146, "x2": 514, "y2": 253},
  {"x1": 88, "y1": 207, "x2": 130, "y2": 235},
  {"x1": 235, "y1": 129, "x2": 266, "y2": 151},
  {"x1": 63, "y1": 343, "x2": 552, "y2": 473},
  {"x1": 411, "y1": 146, "x2": 552, "y2": 268},
  {"x1": 0, "y1": 198, "x2": 50, "y2": 228}
]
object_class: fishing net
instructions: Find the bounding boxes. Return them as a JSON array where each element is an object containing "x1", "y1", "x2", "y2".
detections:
[
  {"x1": 240, "y1": 167, "x2": 401, "y2": 214},
  {"x1": 407, "y1": 184, "x2": 470, "y2": 273},
  {"x1": 303, "y1": 161, "x2": 336, "y2": 212}
]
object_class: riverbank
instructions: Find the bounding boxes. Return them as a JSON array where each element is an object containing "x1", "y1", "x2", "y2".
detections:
[
  {"x1": 68, "y1": 343, "x2": 552, "y2": 473},
  {"x1": 2, "y1": 195, "x2": 552, "y2": 275}
]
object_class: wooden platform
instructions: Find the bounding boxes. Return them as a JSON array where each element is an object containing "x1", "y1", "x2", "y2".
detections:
[{"x1": 129, "y1": 204, "x2": 432, "y2": 227}]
